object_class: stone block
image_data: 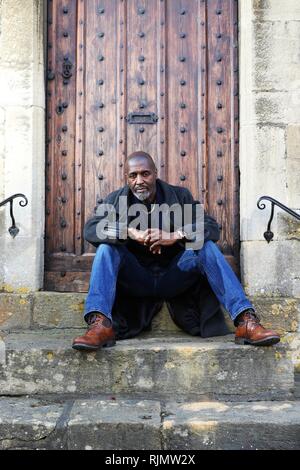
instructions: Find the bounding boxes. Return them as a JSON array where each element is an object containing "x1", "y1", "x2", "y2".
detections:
[
  {"x1": 253, "y1": 20, "x2": 300, "y2": 91},
  {"x1": 0, "y1": 330, "x2": 294, "y2": 400},
  {"x1": 286, "y1": 125, "x2": 300, "y2": 208},
  {"x1": 151, "y1": 303, "x2": 181, "y2": 333},
  {"x1": 241, "y1": 240, "x2": 300, "y2": 297},
  {"x1": 33, "y1": 292, "x2": 87, "y2": 329},
  {"x1": 0, "y1": 0, "x2": 44, "y2": 67},
  {"x1": 252, "y1": 0, "x2": 300, "y2": 22},
  {"x1": 4, "y1": 106, "x2": 45, "y2": 237},
  {"x1": 33, "y1": 294, "x2": 181, "y2": 332},
  {"x1": 223, "y1": 296, "x2": 300, "y2": 334},
  {"x1": 163, "y1": 400, "x2": 300, "y2": 449},
  {"x1": 240, "y1": 126, "x2": 286, "y2": 242},
  {"x1": 277, "y1": 212, "x2": 300, "y2": 241},
  {"x1": 254, "y1": 92, "x2": 300, "y2": 125},
  {"x1": 0, "y1": 236, "x2": 44, "y2": 292},
  {"x1": 68, "y1": 399, "x2": 161, "y2": 450},
  {"x1": 0, "y1": 397, "x2": 65, "y2": 450},
  {"x1": 0, "y1": 65, "x2": 44, "y2": 109},
  {"x1": 251, "y1": 297, "x2": 300, "y2": 333},
  {"x1": 18, "y1": 292, "x2": 300, "y2": 334},
  {"x1": 0, "y1": 293, "x2": 31, "y2": 330}
]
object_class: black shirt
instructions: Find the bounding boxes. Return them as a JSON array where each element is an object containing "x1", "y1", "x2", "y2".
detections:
[{"x1": 126, "y1": 184, "x2": 184, "y2": 268}]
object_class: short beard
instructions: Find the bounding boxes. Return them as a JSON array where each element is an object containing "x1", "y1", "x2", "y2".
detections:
[{"x1": 133, "y1": 190, "x2": 151, "y2": 202}]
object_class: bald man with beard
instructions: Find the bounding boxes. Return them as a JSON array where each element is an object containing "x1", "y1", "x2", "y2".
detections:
[{"x1": 72, "y1": 151, "x2": 280, "y2": 351}]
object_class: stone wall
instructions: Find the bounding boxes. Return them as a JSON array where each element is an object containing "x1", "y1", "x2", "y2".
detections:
[
  {"x1": 239, "y1": 0, "x2": 300, "y2": 298},
  {"x1": 0, "y1": 0, "x2": 45, "y2": 292}
]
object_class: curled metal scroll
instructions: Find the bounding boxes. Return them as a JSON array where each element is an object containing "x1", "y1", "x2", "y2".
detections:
[
  {"x1": 257, "y1": 196, "x2": 300, "y2": 243},
  {"x1": 0, "y1": 194, "x2": 28, "y2": 238}
]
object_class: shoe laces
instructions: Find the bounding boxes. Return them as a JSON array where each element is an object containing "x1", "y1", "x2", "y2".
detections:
[{"x1": 243, "y1": 310, "x2": 260, "y2": 323}]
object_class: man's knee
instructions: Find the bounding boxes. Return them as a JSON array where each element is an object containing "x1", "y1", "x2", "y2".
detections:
[
  {"x1": 198, "y1": 240, "x2": 221, "y2": 259},
  {"x1": 95, "y1": 243, "x2": 125, "y2": 261}
]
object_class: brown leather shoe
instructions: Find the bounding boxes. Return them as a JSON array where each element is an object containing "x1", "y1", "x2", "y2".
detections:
[
  {"x1": 235, "y1": 310, "x2": 280, "y2": 346},
  {"x1": 72, "y1": 313, "x2": 116, "y2": 351}
]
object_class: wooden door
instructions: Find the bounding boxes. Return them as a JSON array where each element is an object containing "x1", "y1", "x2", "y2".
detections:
[{"x1": 45, "y1": 0, "x2": 239, "y2": 292}]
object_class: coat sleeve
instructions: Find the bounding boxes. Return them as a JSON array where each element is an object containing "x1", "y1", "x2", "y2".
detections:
[
  {"x1": 83, "y1": 192, "x2": 129, "y2": 248},
  {"x1": 180, "y1": 188, "x2": 220, "y2": 243}
]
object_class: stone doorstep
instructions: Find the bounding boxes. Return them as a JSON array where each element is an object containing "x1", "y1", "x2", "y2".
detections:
[
  {"x1": 0, "y1": 396, "x2": 299, "y2": 450},
  {"x1": 0, "y1": 330, "x2": 294, "y2": 400},
  {"x1": 0, "y1": 292, "x2": 299, "y2": 334}
]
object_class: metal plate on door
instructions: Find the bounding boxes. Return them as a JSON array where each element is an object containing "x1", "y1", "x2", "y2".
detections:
[{"x1": 126, "y1": 112, "x2": 158, "y2": 124}]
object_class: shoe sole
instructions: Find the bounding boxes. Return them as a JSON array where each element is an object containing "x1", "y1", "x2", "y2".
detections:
[
  {"x1": 72, "y1": 340, "x2": 116, "y2": 351},
  {"x1": 235, "y1": 336, "x2": 280, "y2": 347}
]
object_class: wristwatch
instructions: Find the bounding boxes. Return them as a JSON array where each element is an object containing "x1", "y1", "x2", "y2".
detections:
[{"x1": 176, "y1": 229, "x2": 187, "y2": 240}]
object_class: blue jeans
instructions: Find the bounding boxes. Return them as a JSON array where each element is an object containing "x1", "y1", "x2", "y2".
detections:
[{"x1": 84, "y1": 241, "x2": 254, "y2": 324}]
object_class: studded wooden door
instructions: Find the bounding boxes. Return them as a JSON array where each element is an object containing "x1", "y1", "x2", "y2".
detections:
[{"x1": 45, "y1": 0, "x2": 239, "y2": 292}]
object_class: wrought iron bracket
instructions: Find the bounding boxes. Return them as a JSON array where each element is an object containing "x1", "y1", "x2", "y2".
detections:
[
  {"x1": 0, "y1": 194, "x2": 28, "y2": 238},
  {"x1": 257, "y1": 196, "x2": 300, "y2": 243}
]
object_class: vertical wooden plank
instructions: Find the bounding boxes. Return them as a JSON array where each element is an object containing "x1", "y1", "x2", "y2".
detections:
[
  {"x1": 199, "y1": 0, "x2": 208, "y2": 206},
  {"x1": 206, "y1": 0, "x2": 236, "y2": 258},
  {"x1": 166, "y1": 0, "x2": 201, "y2": 198},
  {"x1": 232, "y1": 0, "x2": 240, "y2": 268},
  {"x1": 46, "y1": 0, "x2": 77, "y2": 255},
  {"x1": 45, "y1": 0, "x2": 56, "y2": 257},
  {"x1": 156, "y1": 0, "x2": 167, "y2": 180},
  {"x1": 74, "y1": 0, "x2": 85, "y2": 256},
  {"x1": 116, "y1": 0, "x2": 127, "y2": 183},
  {"x1": 84, "y1": 0, "x2": 119, "y2": 253},
  {"x1": 125, "y1": 0, "x2": 159, "y2": 160}
]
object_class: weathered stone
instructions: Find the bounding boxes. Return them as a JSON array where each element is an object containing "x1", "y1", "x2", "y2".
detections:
[
  {"x1": 240, "y1": 126, "x2": 286, "y2": 243},
  {"x1": 250, "y1": 297, "x2": 300, "y2": 334},
  {"x1": 0, "y1": 0, "x2": 44, "y2": 66},
  {"x1": 0, "y1": 397, "x2": 65, "y2": 450},
  {"x1": 286, "y1": 125, "x2": 300, "y2": 208},
  {"x1": 147, "y1": 303, "x2": 180, "y2": 333},
  {"x1": 0, "y1": 290, "x2": 299, "y2": 337},
  {"x1": 241, "y1": 240, "x2": 300, "y2": 298},
  {"x1": 254, "y1": 20, "x2": 300, "y2": 91},
  {"x1": 0, "y1": 330, "x2": 294, "y2": 400},
  {"x1": 278, "y1": 213, "x2": 300, "y2": 242},
  {"x1": 4, "y1": 291, "x2": 299, "y2": 335},
  {"x1": 0, "y1": 235, "x2": 45, "y2": 293},
  {"x1": 33, "y1": 292, "x2": 86, "y2": 329},
  {"x1": 254, "y1": 92, "x2": 300, "y2": 125},
  {"x1": 0, "y1": 293, "x2": 32, "y2": 330},
  {"x1": 163, "y1": 400, "x2": 300, "y2": 450},
  {"x1": 0, "y1": 0, "x2": 45, "y2": 292},
  {"x1": 281, "y1": 333, "x2": 300, "y2": 374},
  {"x1": 68, "y1": 399, "x2": 161, "y2": 450},
  {"x1": 252, "y1": 0, "x2": 300, "y2": 22},
  {"x1": 1, "y1": 396, "x2": 300, "y2": 450}
]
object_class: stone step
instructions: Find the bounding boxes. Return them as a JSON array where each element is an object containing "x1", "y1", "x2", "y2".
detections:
[
  {"x1": 0, "y1": 329, "x2": 294, "y2": 400},
  {"x1": 1, "y1": 292, "x2": 299, "y2": 335},
  {"x1": 0, "y1": 396, "x2": 299, "y2": 450}
]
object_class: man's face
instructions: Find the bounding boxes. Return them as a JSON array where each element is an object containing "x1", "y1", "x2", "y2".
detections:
[{"x1": 125, "y1": 157, "x2": 157, "y2": 202}]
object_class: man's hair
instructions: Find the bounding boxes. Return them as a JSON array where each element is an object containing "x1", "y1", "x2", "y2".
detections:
[{"x1": 125, "y1": 151, "x2": 156, "y2": 172}]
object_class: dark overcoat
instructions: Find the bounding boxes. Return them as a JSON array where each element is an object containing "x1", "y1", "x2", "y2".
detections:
[{"x1": 84, "y1": 178, "x2": 230, "y2": 339}]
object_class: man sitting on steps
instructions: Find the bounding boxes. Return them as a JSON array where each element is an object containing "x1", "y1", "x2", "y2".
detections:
[{"x1": 72, "y1": 151, "x2": 280, "y2": 351}]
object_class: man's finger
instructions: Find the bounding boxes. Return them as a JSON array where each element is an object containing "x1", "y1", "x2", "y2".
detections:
[
  {"x1": 149, "y1": 240, "x2": 160, "y2": 251},
  {"x1": 149, "y1": 236, "x2": 160, "y2": 243}
]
